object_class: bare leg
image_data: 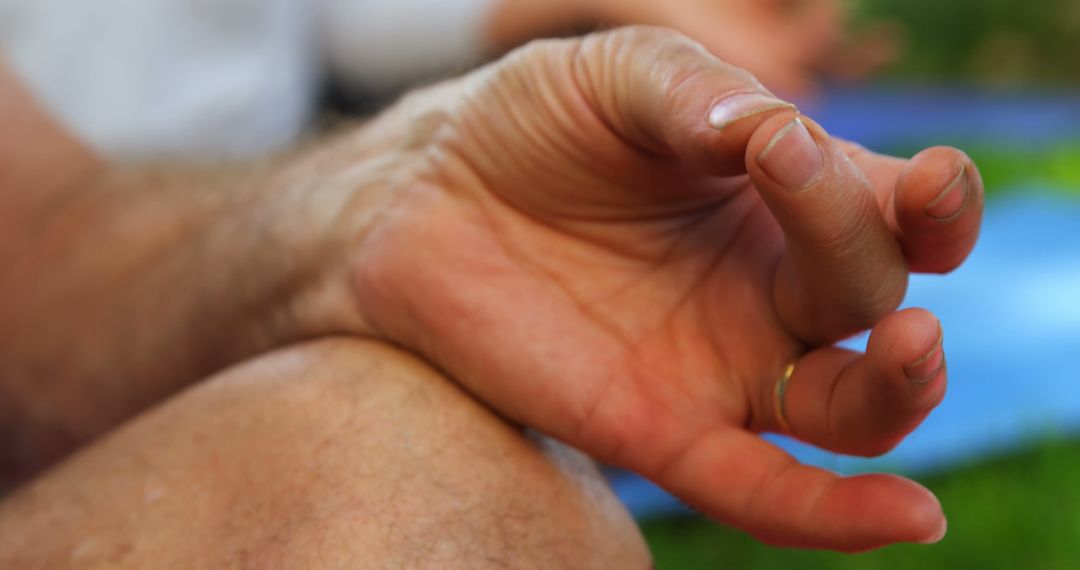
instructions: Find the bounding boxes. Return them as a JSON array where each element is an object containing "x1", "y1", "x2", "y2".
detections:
[{"x1": 0, "y1": 339, "x2": 650, "y2": 568}]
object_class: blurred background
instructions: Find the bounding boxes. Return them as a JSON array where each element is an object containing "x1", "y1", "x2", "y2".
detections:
[{"x1": 2, "y1": 0, "x2": 1078, "y2": 566}]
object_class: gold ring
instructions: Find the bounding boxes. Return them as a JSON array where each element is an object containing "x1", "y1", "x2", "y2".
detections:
[{"x1": 773, "y1": 362, "x2": 796, "y2": 433}]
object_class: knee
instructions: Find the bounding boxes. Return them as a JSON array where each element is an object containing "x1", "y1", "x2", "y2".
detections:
[{"x1": 169, "y1": 338, "x2": 654, "y2": 568}]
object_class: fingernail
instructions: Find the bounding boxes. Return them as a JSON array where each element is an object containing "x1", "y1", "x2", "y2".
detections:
[
  {"x1": 755, "y1": 117, "x2": 824, "y2": 189},
  {"x1": 707, "y1": 92, "x2": 794, "y2": 130},
  {"x1": 918, "y1": 518, "x2": 948, "y2": 544},
  {"x1": 925, "y1": 165, "x2": 969, "y2": 220},
  {"x1": 904, "y1": 323, "x2": 945, "y2": 385}
]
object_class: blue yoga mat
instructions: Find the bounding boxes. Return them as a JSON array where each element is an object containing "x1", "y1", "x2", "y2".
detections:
[{"x1": 802, "y1": 85, "x2": 1080, "y2": 150}]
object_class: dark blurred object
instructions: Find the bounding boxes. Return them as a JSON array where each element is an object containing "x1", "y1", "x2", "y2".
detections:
[{"x1": 856, "y1": 0, "x2": 1080, "y2": 84}]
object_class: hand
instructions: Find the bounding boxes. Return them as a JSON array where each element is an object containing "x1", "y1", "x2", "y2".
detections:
[{"x1": 319, "y1": 27, "x2": 982, "y2": 551}]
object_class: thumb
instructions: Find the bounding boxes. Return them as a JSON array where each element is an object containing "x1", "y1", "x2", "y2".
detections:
[{"x1": 573, "y1": 26, "x2": 796, "y2": 176}]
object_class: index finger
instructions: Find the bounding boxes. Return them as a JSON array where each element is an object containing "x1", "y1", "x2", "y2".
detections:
[{"x1": 744, "y1": 111, "x2": 908, "y2": 344}]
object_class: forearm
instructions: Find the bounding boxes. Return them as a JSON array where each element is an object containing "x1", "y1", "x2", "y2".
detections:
[
  {"x1": 2, "y1": 159, "x2": 293, "y2": 468},
  {"x1": 0, "y1": 123, "x2": 398, "y2": 475}
]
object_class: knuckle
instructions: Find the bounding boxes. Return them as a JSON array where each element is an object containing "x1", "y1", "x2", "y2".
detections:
[
  {"x1": 813, "y1": 222, "x2": 909, "y2": 331},
  {"x1": 846, "y1": 270, "x2": 907, "y2": 326}
]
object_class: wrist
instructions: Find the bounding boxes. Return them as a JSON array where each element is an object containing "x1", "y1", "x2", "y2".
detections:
[
  {"x1": 251, "y1": 143, "x2": 387, "y2": 344},
  {"x1": 267, "y1": 77, "x2": 470, "y2": 348},
  {"x1": 269, "y1": 117, "x2": 428, "y2": 343}
]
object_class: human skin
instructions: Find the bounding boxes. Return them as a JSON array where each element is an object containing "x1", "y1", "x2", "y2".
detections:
[
  {"x1": 0, "y1": 27, "x2": 983, "y2": 552},
  {"x1": 0, "y1": 339, "x2": 652, "y2": 568},
  {"x1": 0, "y1": 75, "x2": 373, "y2": 477},
  {"x1": 326, "y1": 28, "x2": 982, "y2": 550}
]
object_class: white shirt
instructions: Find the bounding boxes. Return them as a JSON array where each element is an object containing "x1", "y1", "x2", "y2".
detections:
[{"x1": 0, "y1": 0, "x2": 492, "y2": 160}]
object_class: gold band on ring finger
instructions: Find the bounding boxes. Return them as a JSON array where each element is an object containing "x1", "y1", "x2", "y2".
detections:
[{"x1": 773, "y1": 362, "x2": 796, "y2": 434}]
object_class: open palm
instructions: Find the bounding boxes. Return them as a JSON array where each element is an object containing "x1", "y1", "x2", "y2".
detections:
[{"x1": 353, "y1": 28, "x2": 982, "y2": 551}]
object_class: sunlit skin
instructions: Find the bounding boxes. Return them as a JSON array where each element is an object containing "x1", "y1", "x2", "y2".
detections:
[{"x1": 321, "y1": 28, "x2": 984, "y2": 551}]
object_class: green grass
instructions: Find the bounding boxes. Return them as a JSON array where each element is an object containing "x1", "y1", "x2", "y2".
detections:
[
  {"x1": 866, "y1": 141, "x2": 1080, "y2": 200},
  {"x1": 855, "y1": 0, "x2": 1080, "y2": 85},
  {"x1": 967, "y1": 145, "x2": 1080, "y2": 197},
  {"x1": 642, "y1": 438, "x2": 1080, "y2": 569},
  {"x1": 883, "y1": 143, "x2": 1080, "y2": 199}
]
